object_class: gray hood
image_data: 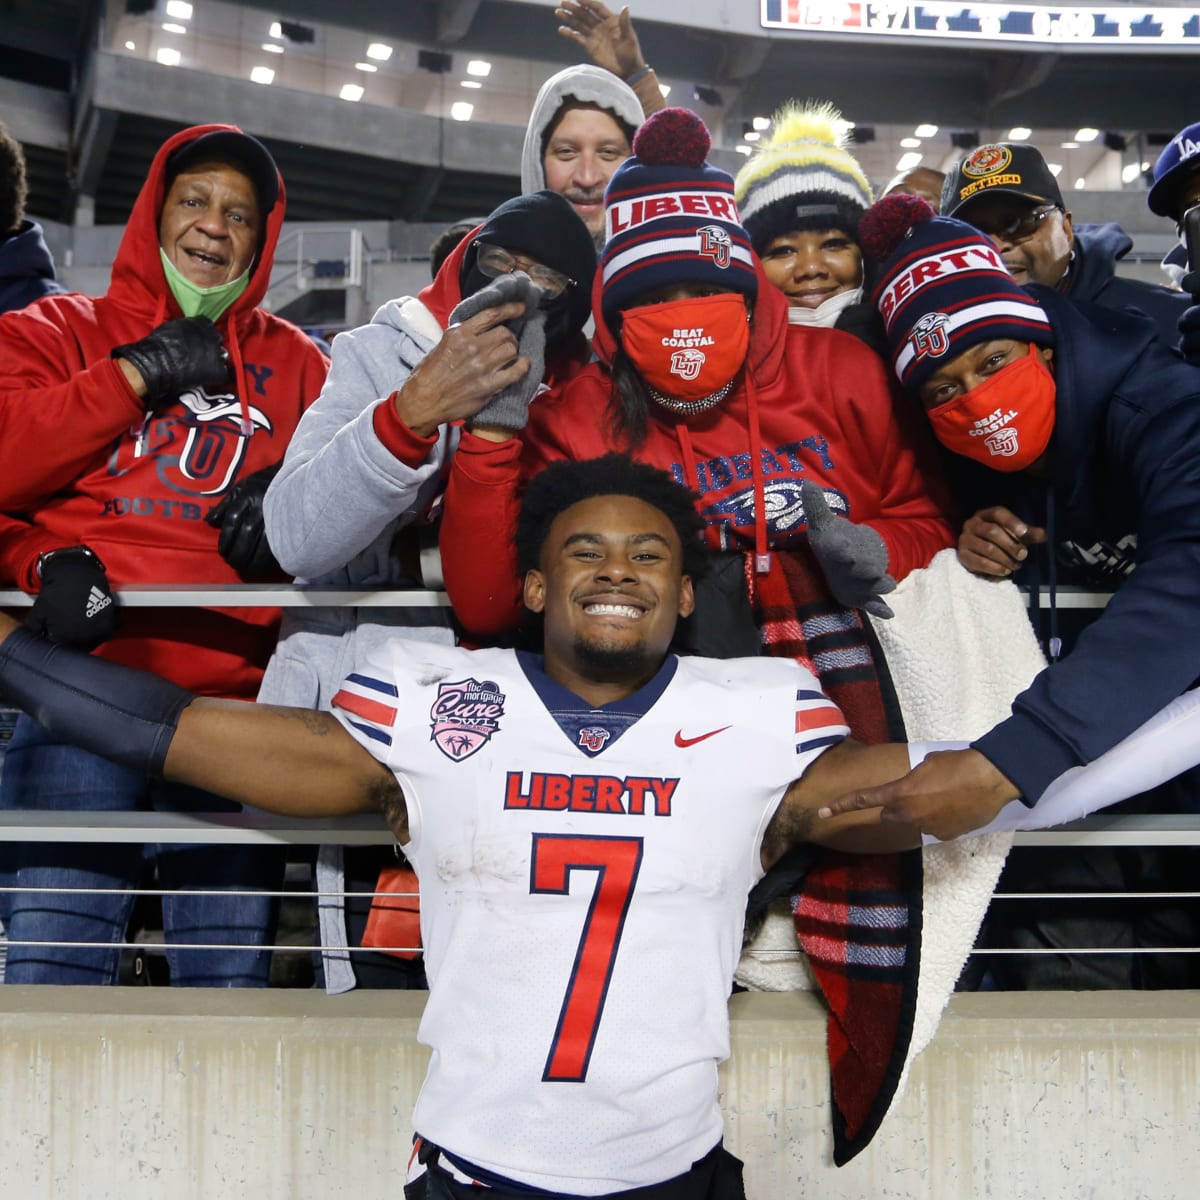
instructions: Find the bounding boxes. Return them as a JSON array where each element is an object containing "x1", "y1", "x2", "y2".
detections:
[{"x1": 520, "y1": 64, "x2": 643, "y2": 195}]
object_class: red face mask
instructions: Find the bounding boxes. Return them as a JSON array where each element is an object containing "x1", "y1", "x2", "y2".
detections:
[
  {"x1": 620, "y1": 293, "x2": 750, "y2": 403},
  {"x1": 927, "y1": 347, "x2": 1056, "y2": 471}
]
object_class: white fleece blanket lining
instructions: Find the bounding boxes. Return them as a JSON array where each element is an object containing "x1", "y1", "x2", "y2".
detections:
[{"x1": 735, "y1": 548, "x2": 1047, "y2": 1135}]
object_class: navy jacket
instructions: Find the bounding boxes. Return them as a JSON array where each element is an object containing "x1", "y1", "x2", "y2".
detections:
[
  {"x1": 970, "y1": 287, "x2": 1200, "y2": 803},
  {"x1": 1065, "y1": 222, "x2": 1188, "y2": 349},
  {"x1": 0, "y1": 220, "x2": 65, "y2": 315}
]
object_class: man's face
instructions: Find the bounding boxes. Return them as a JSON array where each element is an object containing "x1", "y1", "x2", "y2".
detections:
[
  {"x1": 957, "y1": 193, "x2": 1073, "y2": 287},
  {"x1": 885, "y1": 168, "x2": 946, "y2": 211},
  {"x1": 543, "y1": 107, "x2": 631, "y2": 243},
  {"x1": 1177, "y1": 170, "x2": 1200, "y2": 225},
  {"x1": 917, "y1": 338, "x2": 1054, "y2": 412},
  {"x1": 759, "y1": 229, "x2": 862, "y2": 309},
  {"x1": 159, "y1": 161, "x2": 261, "y2": 288},
  {"x1": 524, "y1": 494, "x2": 694, "y2": 692}
]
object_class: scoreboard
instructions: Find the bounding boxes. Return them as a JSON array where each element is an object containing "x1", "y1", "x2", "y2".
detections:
[{"x1": 760, "y1": 1, "x2": 1200, "y2": 49}]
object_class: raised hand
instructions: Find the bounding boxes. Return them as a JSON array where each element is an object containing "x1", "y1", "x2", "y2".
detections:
[
  {"x1": 556, "y1": 1, "x2": 647, "y2": 80},
  {"x1": 392, "y1": 274, "x2": 540, "y2": 437}
]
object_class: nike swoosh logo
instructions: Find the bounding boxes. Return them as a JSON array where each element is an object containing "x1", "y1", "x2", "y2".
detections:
[{"x1": 674, "y1": 726, "x2": 731, "y2": 748}]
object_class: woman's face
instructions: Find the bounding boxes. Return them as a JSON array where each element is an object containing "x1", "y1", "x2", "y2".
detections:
[{"x1": 759, "y1": 228, "x2": 862, "y2": 309}]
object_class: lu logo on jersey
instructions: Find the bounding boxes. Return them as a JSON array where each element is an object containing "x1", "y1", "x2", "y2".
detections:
[{"x1": 576, "y1": 726, "x2": 612, "y2": 754}]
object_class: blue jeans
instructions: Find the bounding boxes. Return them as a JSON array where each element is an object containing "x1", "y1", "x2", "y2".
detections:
[{"x1": 0, "y1": 715, "x2": 284, "y2": 986}]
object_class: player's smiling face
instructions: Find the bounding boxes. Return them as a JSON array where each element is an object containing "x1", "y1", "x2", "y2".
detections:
[{"x1": 524, "y1": 494, "x2": 695, "y2": 702}]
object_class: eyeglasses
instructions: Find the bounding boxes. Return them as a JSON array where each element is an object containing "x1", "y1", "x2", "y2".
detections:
[
  {"x1": 972, "y1": 204, "x2": 1060, "y2": 244},
  {"x1": 473, "y1": 242, "x2": 575, "y2": 298}
]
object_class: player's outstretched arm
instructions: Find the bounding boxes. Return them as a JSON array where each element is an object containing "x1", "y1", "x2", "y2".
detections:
[
  {"x1": 761, "y1": 740, "x2": 921, "y2": 868},
  {"x1": 0, "y1": 611, "x2": 409, "y2": 842},
  {"x1": 167, "y1": 701, "x2": 408, "y2": 840}
]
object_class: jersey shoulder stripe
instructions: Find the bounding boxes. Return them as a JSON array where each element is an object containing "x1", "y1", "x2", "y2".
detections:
[
  {"x1": 332, "y1": 672, "x2": 399, "y2": 747},
  {"x1": 794, "y1": 687, "x2": 849, "y2": 756}
]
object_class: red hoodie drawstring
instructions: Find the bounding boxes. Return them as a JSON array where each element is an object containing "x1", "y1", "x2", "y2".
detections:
[
  {"x1": 224, "y1": 318, "x2": 251, "y2": 435},
  {"x1": 675, "y1": 370, "x2": 771, "y2": 575},
  {"x1": 744, "y1": 372, "x2": 771, "y2": 574},
  {"x1": 675, "y1": 419, "x2": 703, "y2": 521}
]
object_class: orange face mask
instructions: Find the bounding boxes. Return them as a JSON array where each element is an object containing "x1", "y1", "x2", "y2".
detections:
[
  {"x1": 927, "y1": 347, "x2": 1056, "y2": 471},
  {"x1": 620, "y1": 293, "x2": 750, "y2": 403}
]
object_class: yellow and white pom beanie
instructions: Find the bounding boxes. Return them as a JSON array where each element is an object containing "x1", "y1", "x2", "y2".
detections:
[{"x1": 733, "y1": 100, "x2": 874, "y2": 254}]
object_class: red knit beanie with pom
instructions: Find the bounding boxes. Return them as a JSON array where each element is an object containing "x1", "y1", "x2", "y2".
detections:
[
  {"x1": 858, "y1": 193, "x2": 1053, "y2": 393},
  {"x1": 600, "y1": 107, "x2": 757, "y2": 327}
]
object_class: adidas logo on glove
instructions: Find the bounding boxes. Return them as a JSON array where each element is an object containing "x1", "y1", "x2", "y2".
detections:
[{"x1": 86, "y1": 586, "x2": 112, "y2": 619}]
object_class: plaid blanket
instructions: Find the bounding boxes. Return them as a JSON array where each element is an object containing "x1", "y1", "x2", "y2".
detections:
[{"x1": 748, "y1": 547, "x2": 923, "y2": 1165}]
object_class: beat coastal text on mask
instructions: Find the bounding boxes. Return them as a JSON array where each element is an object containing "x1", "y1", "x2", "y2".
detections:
[{"x1": 659, "y1": 327, "x2": 716, "y2": 348}]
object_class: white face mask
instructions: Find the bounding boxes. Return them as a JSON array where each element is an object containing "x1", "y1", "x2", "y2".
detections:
[{"x1": 784, "y1": 285, "x2": 863, "y2": 328}]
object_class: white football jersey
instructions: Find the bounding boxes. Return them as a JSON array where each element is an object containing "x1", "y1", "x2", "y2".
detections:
[{"x1": 333, "y1": 644, "x2": 847, "y2": 1194}]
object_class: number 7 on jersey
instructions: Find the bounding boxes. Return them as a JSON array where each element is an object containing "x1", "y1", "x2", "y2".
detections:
[{"x1": 530, "y1": 834, "x2": 644, "y2": 1082}]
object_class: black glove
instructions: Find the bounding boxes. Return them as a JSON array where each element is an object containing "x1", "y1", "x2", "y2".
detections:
[
  {"x1": 802, "y1": 480, "x2": 896, "y2": 619},
  {"x1": 451, "y1": 273, "x2": 547, "y2": 432},
  {"x1": 24, "y1": 545, "x2": 119, "y2": 650},
  {"x1": 205, "y1": 463, "x2": 283, "y2": 580},
  {"x1": 113, "y1": 316, "x2": 232, "y2": 409},
  {"x1": 1179, "y1": 303, "x2": 1200, "y2": 366}
]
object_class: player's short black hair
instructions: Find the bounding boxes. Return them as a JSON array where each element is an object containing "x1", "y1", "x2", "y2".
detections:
[
  {"x1": 0, "y1": 120, "x2": 29, "y2": 235},
  {"x1": 516, "y1": 454, "x2": 708, "y2": 580}
]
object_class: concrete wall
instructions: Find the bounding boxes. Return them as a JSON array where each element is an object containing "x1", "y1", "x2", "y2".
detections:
[{"x1": 1, "y1": 987, "x2": 1196, "y2": 1199}]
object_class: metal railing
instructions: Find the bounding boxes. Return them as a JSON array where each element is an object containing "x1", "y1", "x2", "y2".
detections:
[
  {"x1": 265, "y1": 227, "x2": 367, "y2": 315},
  {"x1": 0, "y1": 582, "x2": 1194, "y2": 972}
]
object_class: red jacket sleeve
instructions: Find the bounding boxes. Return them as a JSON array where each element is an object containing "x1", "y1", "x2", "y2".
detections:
[
  {"x1": 0, "y1": 304, "x2": 145, "y2": 511},
  {"x1": 832, "y1": 343, "x2": 957, "y2": 580},
  {"x1": 440, "y1": 389, "x2": 586, "y2": 639},
  {"x1": 440, "y1": 431, "x2": 527, "y2": 637},
  {"x1": 0, "y1": 514, "x2": 75, "y2": 590}
]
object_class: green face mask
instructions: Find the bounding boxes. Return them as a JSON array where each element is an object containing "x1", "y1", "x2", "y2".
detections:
[{"x1": 160, "y1": 248, "x2": 251, "y2": 321}]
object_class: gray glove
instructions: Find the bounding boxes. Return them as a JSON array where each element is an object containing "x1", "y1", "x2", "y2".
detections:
[
  {"x1": 113, "y1": 316, "x2": 232, "y2": 410},
  {"x1": 802, "y1": 480, "x2": 896, "y2": 619},
  {"x1": 450, "y1": 272, "x2": 547, "y2": 432}
]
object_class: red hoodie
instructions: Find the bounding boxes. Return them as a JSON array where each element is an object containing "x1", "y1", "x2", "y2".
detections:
[
  {"x1": 0, "y1": 124, "x2": 328, "y2": 697},
  {"x1": 440, "y1": 260, "x2": 955, "y2": 637}
]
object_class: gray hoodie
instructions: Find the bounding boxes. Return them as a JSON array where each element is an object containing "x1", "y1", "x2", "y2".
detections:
[
  {"x1": 260, "y1": 297, "x2": 457, "y2": 993},
  {"x1": 260, "y1": 292, "x2": 458, "y2": 709},
  {"x1": 519, "y1": 64, "x2": 643, "y2": 196}
]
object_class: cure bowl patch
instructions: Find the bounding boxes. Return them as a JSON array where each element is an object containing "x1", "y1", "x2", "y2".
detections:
[{"x1": 430, "y1": 677, "x2": 506, "y2": 761}]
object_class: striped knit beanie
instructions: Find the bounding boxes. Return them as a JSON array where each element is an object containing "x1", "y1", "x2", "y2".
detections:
[
  {"x1": 600, "y1": 107, "x2": 757, "y2": 328},
  {"x1": 733, "y1": 101, "x2": 873, "y2": 254},
  {"x1": 859, "y1": 193, "x2": 1053, "y2": 393}
]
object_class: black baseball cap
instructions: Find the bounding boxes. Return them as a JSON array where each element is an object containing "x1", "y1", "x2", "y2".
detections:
[
  {"x1": 941, "y1": 143, "x2": 1064, "y2": 217},
  {"x1": 166, "y1": 129, "x2": 280, "y2": 214}
]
